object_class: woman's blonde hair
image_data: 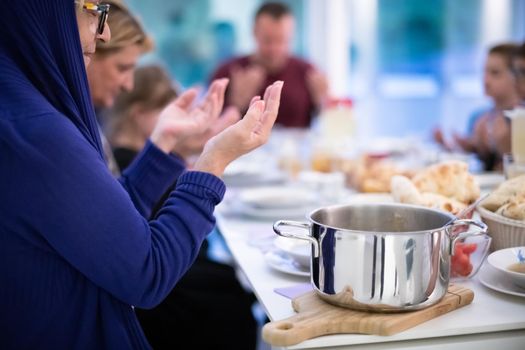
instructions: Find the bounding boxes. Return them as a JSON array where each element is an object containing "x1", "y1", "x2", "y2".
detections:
[{"x1": 96, "y1": 0, "x2": 154, "y2": 55}]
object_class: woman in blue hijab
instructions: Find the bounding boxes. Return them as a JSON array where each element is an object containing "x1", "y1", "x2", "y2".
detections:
[{"x1": 0, "y1": 1, "x2": 283, "y2": 348}]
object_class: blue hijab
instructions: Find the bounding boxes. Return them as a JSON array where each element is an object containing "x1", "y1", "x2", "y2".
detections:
[{"x1": 0, "y1": 0, "x2": 103, "y2": 155}]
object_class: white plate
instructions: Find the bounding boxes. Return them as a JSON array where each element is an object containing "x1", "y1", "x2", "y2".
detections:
[
  {"x1": 264, "y1": 249, "x2": 310, "y2": 277},
  {"x1": 274, "y1": 236, "x2": 310, "y2": 267},
  {"x1": 238, "y1": 186, "x2": 318, "y2": 209},
  {"x1": 222, "y1": 170, "x2": 285, "y2": 187},
  {"x1": 235, "y1": 204, "x2": 314, "y2": 221},
  {"x1": 478, "y1": 262, "x2": 525, "y2": 297},
  {"x1": 486, "y1": 247, "x2": 525, "y2": 289},
  {"x1": 223, "y1": 157, "x2": 286, "y2": 187}
]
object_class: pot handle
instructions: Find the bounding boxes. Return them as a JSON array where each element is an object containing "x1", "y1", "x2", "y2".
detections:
[
  {"x1": 445, "y1": 219, "x2": 488, "y2": 255},
  {"x1": 273, "y1": 220, "x2": 319, "y2": 258}
]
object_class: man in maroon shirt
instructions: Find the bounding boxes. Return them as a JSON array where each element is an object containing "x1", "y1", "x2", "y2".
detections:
[{"x1": 209, "y1": 1, "x2": 329, "y2": 128}]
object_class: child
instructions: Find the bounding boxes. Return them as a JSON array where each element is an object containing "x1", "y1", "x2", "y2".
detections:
[{"x1": 434, "y1": 43, "x2": 521, "y2": 171}]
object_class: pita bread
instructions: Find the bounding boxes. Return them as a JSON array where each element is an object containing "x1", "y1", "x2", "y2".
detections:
[
  {"x1": 420, "y1": 192, "x2": 467, "y2": 215},
  {"x1": 495, "y1": 199, "x2": 525, "y2": 221},
  {"x1": 390, "y1": 161, "x2": 479, "y2": 215},
  {"x1": 390, "y1": 175, "x2": 467, "y2": 214},
  {"x1": 411, "y1": 160, "x2": 480, "y2": 204},
  {"x1": 391, "y1": 175, "x2": 423, "y2": 205},
  {"x1": 481, "y1": 174, "x2": 525, "y2": 212}
]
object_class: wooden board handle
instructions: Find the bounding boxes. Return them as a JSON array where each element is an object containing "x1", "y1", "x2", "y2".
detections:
[
  {"x1": 262, "y1": 285, "x2": 474, "y2": 347},
  {"x1": 262, "y1": 311, "x2": 338, "y2": 347}
]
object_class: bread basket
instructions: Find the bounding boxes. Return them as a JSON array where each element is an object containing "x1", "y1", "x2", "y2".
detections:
[{"x1": 477, "y1": 205, "x2": 525, "y2": 251}]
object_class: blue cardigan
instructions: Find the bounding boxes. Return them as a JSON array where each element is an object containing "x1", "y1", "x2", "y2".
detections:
[
  {"x1": 0, "y1": 110, "x2": 226, "y2": 349},
  {"x1": 0, "y1": 1, "x2": 226, "y2": 348}
]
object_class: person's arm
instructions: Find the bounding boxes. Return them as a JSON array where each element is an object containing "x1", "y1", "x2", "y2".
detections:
[
  {"x1": 146, "y1": 107, "x2": 242, "y2": 220},
  {"x1": 209, "y1": 64, "x2": 233, "y2": 108},
  {"x1": 117, "y1": 78, "x2": 229, "y2": 218},
  {"x1": 14, "y1": 114, "x2": 223, "y2": 309},
  {"x1": 210, "y1": 60, "x2": 266, "y2": 115},
  {"x1": 432, "y1": 127, "x2": 453, "y2": 151},
  {"x1": 462, "y1": 115, "x2": 488, "y2": 153},
  {"x1": 10, "y1": 80, "x2": 282, "y2": 310},
  {"x1": 306, "y1": 66, "x2": 329, "y2": 112},
  {"x1": 192, "y1": 81, "x2": 283, "y2": 177},
  {"x1": 453, "y1": 133, "x2": 477, "y2": 153},
  {"x1": 117, "y1": 140, "x2": 185, "y2": 219}
]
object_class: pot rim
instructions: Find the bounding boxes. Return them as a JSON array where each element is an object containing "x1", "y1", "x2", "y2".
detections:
[{"x1": 307, "y1": 202, "x2": 457, "y2": 235}]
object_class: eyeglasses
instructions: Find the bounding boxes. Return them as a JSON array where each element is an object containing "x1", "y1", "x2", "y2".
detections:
[{"x1": 83, "y1": 2, "x2": 110, "y2": 35}]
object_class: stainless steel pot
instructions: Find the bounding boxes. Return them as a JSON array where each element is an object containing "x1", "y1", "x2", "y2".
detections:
[{"x1": 273, "y1": 203, "x2": 487, "y2": 312}]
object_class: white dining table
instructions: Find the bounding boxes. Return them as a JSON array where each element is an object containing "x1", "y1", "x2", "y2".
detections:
[{"x1": 214, "y1": 187, "x2": 525, "y2": 350}]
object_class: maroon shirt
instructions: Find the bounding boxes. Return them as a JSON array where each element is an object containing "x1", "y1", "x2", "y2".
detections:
[{"x1": 210, "y1": 55, "x2": 317, "y2": 128}]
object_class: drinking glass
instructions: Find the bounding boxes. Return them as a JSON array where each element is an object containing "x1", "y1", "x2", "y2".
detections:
[{"x1": 503, "y1": 153, "x2": 525, "y2": 179}]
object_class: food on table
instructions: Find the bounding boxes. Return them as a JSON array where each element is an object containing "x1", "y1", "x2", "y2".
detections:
[
  {"x1": 390, "y1": 174, "x2": 422, "y2": 204},
  {"x1": 480, "y1": 174, "x2": 525, "y2": 221},
  {"x1": 508, "y1": 262, "x2": 525, "y2": 274},
  {"x1": 495, "y1": 200, "x2": 525, "y2": 220},
  {"x1": 451, "y1": 242, "x2": 478, "y2": 277},
  {"x1": 310, "y1": 151, "x2": 336, "y2": 173},
  {"x1": 390, "y1": 160, "x2": 480, "y2": 215},
  {"x1": 278, "y1": 156, "x2": 303, "y2": 179},
  {"x1": 411, "y1": 160, "x2": 480, "y2": 204},
  {"x1": 342, "y1": 154, "x2": 414, "y2": 193}
]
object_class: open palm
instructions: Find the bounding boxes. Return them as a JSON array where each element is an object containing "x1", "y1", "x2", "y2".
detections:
[
  {"x1": 193, "y1": 81, "x2": 284, "y2": 176},
  {"x1": 173, "y1": 106, "x2": 241, "y2": 159},
  {"x1": 150, "y1": 79, "x2": 228, "y2": 154}
]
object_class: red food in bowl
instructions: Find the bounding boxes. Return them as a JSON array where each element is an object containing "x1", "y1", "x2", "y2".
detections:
[{"x1": 451, "y1": 242, "x2": 478, "y2": 277}]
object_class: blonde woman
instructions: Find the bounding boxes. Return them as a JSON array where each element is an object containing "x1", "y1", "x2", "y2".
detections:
[
  {"x1": 86, "y1": 0, "x2": 155, "y2": 175},
  {"x1": 87, "y1": 0, "x2": 154, "y2": 109},
  {"x1": 0, "y1": 1, "x2": 283, "y2": 349},
  {"x1": 88, "y1": 0, "x2": 240, "y2": 177}
]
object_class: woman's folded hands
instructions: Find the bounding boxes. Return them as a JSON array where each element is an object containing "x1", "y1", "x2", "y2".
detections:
[{"x1": 149, "y1": 77, "x2": 283, "y2": 177}]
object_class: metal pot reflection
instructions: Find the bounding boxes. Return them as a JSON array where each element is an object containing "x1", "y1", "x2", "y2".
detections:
[{"x1": 273, "y1": 203, "x2": 487, "y2": 312}]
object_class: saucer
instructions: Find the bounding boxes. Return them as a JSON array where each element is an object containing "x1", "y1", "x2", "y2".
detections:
[
  {"x1": 264, "y1": 249, "x2": 310, "y2": 277},
  {"x1": 478, "y1": 262, "x2": 525, "y2": 297},
  {"x1": 234, "y1": 204, "x2": 312, "y2": 221},
  {"x1": 273, "y1": 236, "x2": 310, "y2": 267},
  {"x1": 238, "y1": 186, "x2": 318, "y2": 209}
]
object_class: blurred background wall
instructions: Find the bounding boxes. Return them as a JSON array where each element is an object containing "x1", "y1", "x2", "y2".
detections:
[{"x1": 127, "y1": 0, "x2": 524, "y2": 142}]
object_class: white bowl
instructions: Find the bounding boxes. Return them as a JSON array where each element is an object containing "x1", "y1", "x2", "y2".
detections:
[
  {"x1": 487, "y1": 247, "x2": 525, "y2": 289},
  {"x1": 450, "y1": 233, "x2": 492, "y2": 281},
  {"x1": 273, "y1": 236, "x2": 310, "y2": 267}
]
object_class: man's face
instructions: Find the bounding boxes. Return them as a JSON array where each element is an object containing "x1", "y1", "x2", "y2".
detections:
[
  {"x1": 87, "y1": 44, "x2": 143, "y2": 108},
  {"x1": 483, "y1": 53, "x2": 516, "y2": 100},
  {"x1": 253, "y1": 14, "x2": 294, "y2": 71},
  {"x1": 513, "y1": 57, "x2": 525, "y2": 100}
]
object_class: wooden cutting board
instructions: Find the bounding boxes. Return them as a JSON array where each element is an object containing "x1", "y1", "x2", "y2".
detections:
[{"x1": 262, "y1": 284, "x2": 473, "y2": 347}]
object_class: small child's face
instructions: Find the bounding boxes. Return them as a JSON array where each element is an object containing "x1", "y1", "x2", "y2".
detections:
[
  {"x1": 513, "y1": 57, "x2": 525, "y2": 100},
  {"x1": 483, "y1": 53, "x2": 516, "y2": 99}
]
